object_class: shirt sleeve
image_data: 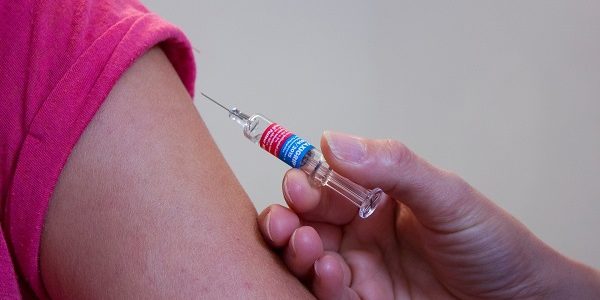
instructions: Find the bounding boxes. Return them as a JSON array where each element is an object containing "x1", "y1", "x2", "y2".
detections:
[{"x1": 0, "y1": 0, "x2": 196, "y2": 298}]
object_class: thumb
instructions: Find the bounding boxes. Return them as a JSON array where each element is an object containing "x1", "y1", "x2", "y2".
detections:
[{"x1": 321, "y1": 131, "x2": 486, "y2": 229}]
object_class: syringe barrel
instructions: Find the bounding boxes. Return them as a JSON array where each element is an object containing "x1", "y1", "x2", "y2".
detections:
[
  {"x1": 241, "y1": 114, "x2": 273, "y2": 143},
  {"x1": 242, "y1": 114, "x2": 383, "y2": 218},
  {"x1": 300, "y1": 149, "x2": 383, "y2": 218}
]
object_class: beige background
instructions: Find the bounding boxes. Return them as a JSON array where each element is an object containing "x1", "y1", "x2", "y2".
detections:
[{"x1": 142, "y1": 1, "x2": 600, "y2": 268}]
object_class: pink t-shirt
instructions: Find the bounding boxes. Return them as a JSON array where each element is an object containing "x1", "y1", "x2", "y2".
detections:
[{"x1": 0, "y1": 0, "x2": 196, "y2": 298}]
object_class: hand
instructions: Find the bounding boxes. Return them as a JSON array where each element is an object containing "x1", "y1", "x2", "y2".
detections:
[{"x1": 257, "y1": 131, "x2": 600, "y2": 299}]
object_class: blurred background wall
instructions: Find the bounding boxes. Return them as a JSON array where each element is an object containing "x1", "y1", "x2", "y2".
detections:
[{"x1": 142, "y1": 1, "x2": 600, "y2": 268}]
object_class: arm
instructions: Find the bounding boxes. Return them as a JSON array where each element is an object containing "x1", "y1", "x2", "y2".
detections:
[{"x1": 40, "y1": 48, "x2": 313, "y2": 299}]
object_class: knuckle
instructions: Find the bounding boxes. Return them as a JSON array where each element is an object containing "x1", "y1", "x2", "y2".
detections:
[
  {"x1": 443, "y1": 170, "x2": 472, "y2": 197},
  {"x1": 435, "y1": 170, "x2": 477, "y2": 213},
  {"x1": 381, "y1": 139, "x2": 413, "y2": 167}
]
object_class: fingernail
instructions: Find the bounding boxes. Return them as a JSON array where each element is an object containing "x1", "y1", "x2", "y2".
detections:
[
  {"x1": 265, "y1": 209, "x2": 273, "y2": 241},
  {"x1": 324, "y1": 131, "x2": 367, "y2": 164},
  {"x1": 314, "y1": 257, "x2": 323, "y2": 277},
  {"x1": 289, "y1": 230, "x2": 297, "y2": 257},
  {"x1": 283, "y1": 174, "x2": 294, "y2": 205}
]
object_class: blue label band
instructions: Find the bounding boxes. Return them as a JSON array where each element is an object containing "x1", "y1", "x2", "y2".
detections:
[{"x1": 278, "y1": 134, "x2": 314, "y2": 168}]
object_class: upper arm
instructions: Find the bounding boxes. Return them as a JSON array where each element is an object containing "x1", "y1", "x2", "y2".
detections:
[{"x1": 40, "y1": 48, "x2": 313, "y2": 299}]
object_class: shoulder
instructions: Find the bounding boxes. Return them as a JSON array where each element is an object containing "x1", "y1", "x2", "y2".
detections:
[{"x1": 1, "y1": 0, "x2": 195, "y2": 297}]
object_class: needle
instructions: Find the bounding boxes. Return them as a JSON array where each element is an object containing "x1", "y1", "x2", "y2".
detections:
[
  {"x1": 200, "y1": 92, "x2": 248, "y2": 121},
  {"x1": 200, "y1": 92, "x2": 231, "y2": 113}
]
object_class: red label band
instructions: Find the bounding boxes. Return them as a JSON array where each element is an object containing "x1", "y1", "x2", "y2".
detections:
[{"x1": 259, "y1": 123, "x2": 293, "y2": 156}]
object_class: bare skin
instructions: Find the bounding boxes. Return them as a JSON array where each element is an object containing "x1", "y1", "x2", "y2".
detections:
[
  {"x1": 40, "y1": 48, "x2": 314, "y2": 299},
  {"x1": 258, "y1": 132, "x2": 600, "y2": 299}
]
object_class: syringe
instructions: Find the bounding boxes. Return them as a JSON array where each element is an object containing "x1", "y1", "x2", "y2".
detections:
[{"x1": 201, "y1": 93, "x2": 383, "y2": 218}]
